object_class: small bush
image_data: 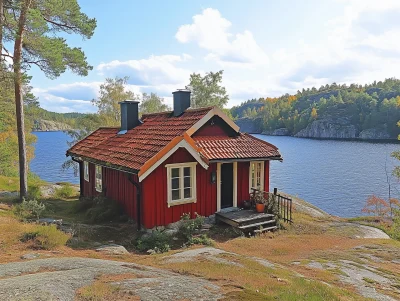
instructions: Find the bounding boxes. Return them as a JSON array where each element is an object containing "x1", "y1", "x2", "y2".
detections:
[
  {"x1": 54, "y1": 184, "x2": 74, "y2": 198},
  {"x1": 28, "y1": 184, "x2": 42, "y2": 200},
  {"x1": 20, "y1": 224, "x2": 70, "y2": 249},
  {"x1": 13, "y1": 199, "x2": 46, "y2": 221},
  {"x1": 389, "y1": 209, "x2": 400, "y2": 241},
  {"x1": 178, "y1": 213, "x2": 213, "y2": 247},
  {"x1": 189, "y1": 234, "x2": 213, "y2": 246},
  {"x1": 135, "y1": 230, "x2": 171, "y2": 253},
  {"x1": 178, "y1": 213, "x2": 205, "y2": 241}
]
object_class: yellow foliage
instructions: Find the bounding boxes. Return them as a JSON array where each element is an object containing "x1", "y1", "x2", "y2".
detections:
[{"x1": 311, "y1": 107, "x2": 318, "y2": 119}]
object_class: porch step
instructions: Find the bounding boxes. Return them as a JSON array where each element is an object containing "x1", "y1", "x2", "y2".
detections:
[
  {"x1": 253, "y1": 226, "x2": 278, "y2": 233},
  {"x1": 239, "y1": 215, "x2": 275, "y2": 227},
  {"x1": 238, "y1": 219, "x2": 276, "y2": 230}
]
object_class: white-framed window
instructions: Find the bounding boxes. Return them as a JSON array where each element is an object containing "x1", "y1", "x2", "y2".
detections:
[
  {"x1": 84, "y1": 161, "x2": 89, "y2": 182},
  {"x1": 166, "y1": 162, "x2": 197, "y2": 207},
  {"x1": 249, "y1": 161, "x2": 264, "y2": 192},
  {"x1": 95, "y1": 165, "x2": 102, "y2": 192}
]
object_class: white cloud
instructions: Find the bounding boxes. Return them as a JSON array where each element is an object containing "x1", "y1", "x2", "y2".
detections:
[
  {"x1": 97, "y1": 54, "x2": 192, "y2": 85},
  {"x1": 176, "y1": 8, "x2": 268, "y2": 67}
]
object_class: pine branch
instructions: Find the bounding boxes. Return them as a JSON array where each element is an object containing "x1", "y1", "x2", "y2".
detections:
[{"x1": 42, "y1": 16, "x2": 79, "y2": 31}]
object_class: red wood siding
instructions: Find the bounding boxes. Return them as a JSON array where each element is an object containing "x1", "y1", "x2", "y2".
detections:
[
  {"x1": 82, "y1": 163, "x2": 99, "y2": 197},
  {"x1": 141, "y1": 148, "x2": 217, "y2": 228},
  {"x1": 237, "y1": 161, "x2": 250, "y2": 207},
  {"x1": 81, "y1": 162, "x2": 138, "y2": 219},
  {"x1": 193, "y1": 116, "x2": 237, "y2": 137}
]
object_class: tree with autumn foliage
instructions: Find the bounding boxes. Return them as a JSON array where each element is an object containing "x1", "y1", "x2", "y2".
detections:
[{"x1": 362, "y1": 195, "x2": 390, "y2": 218}]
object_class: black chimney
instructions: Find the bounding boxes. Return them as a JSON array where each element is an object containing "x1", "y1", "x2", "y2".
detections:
[
  {"x1": 173, "y1": 89, "x2": 191, "y2": 117},
  {"x1": 119, "y1": 100, "x2": 140, "y2": 134}
]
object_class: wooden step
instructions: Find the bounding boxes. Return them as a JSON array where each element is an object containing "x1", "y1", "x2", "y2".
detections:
[
  {"x1": 239, "y1": 216, "x2": 275, "y2": 227},
  {"x1": 253, "y1": 226, "x2": 277, "y2": 233},
  {"x1": 238, "y1": 219, "x2": 276, "y2": 230}
]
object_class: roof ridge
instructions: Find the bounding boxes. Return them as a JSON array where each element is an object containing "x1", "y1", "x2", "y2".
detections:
[{"x1": 141, "y1": 106, "x2": 214, "y2": 118}]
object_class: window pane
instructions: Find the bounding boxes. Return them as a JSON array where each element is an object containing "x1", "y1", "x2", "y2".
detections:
[
  {"x1": 184, "y1": 176, "x2": 191, "y2": 188},
  {"x1": 172, "y1": 189, "x2": 180, "y2": 200},
  {"x1": 184, "y1": 188, "x2": 191, "y2": 198},
  {"x1": 184, "y1": 167, "x2": 191, "y2": 177},
  {"x1": 171, "y1": 168, "x2": 180, "y2": 178},
  {"x1": 172, "y1": 178, "x2": 180, "y2": 189}
]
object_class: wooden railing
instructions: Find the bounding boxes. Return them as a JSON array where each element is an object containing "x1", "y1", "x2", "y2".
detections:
[
  {"x1": 250, "y1": 188, "x2": 293, "y2": 223},
  {"x1": 275, "y1": 191, "x2": 293, "y2": 223}
]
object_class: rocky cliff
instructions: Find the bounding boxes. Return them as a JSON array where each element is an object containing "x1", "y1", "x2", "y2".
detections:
[
  {"x1": 32, "y1": 119, "x2": 72, "y2": 132},
  {"x1": 295, "y1": 118, "x2": 359, "y2": 139},
  {"x1": 238, "y1": 118, "x2": 394, "y2": 140},
  {"x1": 235, "y1": 117, "x2": 263, "y2": 133}
]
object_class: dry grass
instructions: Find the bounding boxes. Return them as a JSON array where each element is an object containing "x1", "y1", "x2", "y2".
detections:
[{"x1": 75, "y1": 273, "x2": 140, "y2": 301}]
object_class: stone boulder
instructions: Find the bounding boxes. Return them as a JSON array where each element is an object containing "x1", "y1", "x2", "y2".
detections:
[{"x1": 95, "y1": 244, "x2": 129, "y2": 255}]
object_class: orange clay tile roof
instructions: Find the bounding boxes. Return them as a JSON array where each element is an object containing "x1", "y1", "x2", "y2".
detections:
[
  {"x1": 66, "y1": 107, "x2": 213, "y2": 171},
  {"x1": 67, "y1": 106, "x2": 282, "y2": 172},
  {"x1": 193, "y1": 134, "x2": 281, "y2": 160}
]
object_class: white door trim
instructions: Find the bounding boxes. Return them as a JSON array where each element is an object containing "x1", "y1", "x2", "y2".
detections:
[
  {"x1": 216, "y1": 163, "x2": 221, "y2": 212},
  {"x1": 233, "y1": 162, "x2": 237, "y2": 207}
]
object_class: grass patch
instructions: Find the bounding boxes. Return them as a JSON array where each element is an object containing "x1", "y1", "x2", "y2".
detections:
[
  {"x1": 161, "y1": 254, "x2": 363, "y2": 301},
  {"x1": 21, "y1": 224, "x2": 70, "y2": 250},
  {"x1": 76, "y1": 274, "x2": 140, "y2": 301},
  {"x1": 54, "y1": 183, "x2": 75, "y2": 198}
]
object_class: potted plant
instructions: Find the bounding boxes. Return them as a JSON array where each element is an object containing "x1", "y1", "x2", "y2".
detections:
[{"x1": 252, "y1": 190, "x2": 266, "y2": 213}]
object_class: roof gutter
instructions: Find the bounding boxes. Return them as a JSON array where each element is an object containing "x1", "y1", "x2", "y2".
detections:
[
  {"x1": 209, "y1": 156, "x2": 283, "y2": 163},
  {"x1": 67, "y1": 152, "x2": 140, "y2": 175}
]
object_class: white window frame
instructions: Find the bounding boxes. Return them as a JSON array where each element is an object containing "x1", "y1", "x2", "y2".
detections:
[
  {"x1": 249, "y1": 161, "x2": 264, "y2": 192},
  {"x1": 166, "y1": 162, "x2": 197, "y2": 207},
  {"x1": 95, "y1": 165, "x2": 102, "y2": 192},
  {"x1": 84, "y1": 161, "x2": 89, "y2": 182}
]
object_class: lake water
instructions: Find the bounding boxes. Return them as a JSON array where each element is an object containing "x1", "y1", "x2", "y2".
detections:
[{"x1": 30, "y1": 131, "x2": 400, "y2": 217}]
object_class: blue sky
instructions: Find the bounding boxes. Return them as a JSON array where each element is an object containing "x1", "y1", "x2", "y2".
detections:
[{"x1": 29, "y1": 0, "x2": 400, "y2": 113}]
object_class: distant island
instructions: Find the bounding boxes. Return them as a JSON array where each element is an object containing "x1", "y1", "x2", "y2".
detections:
[{"x1": 232, "y1": 78, "x2": 400, "y2": 140}]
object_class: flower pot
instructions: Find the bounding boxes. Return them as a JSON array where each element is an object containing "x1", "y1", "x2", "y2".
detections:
[
  {"x1": 242, "y1": 200, "x2": 251, "y2": 210},
  {"x1": 255, "y1": 203, "x2": 265, "y2": 213}
]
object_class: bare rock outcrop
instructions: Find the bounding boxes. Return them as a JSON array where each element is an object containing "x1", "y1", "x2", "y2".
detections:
[{"x1": 33, "y1": 119, "x2": 71, "y2": 132}]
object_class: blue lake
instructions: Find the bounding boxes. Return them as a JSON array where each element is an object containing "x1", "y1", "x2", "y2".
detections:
[{"x1": 30, "y1": 131, "x2": 400, "y2": 217}]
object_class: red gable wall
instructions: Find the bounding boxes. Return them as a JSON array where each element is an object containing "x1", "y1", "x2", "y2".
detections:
[
  {"x1": 141, "y1": 148, "x2": 217, "y2": 228},
  {"x1": 193, "y1": 116, "x2": 238, "y2": 137}
]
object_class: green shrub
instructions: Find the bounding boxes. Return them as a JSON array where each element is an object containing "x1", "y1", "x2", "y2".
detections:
[
  {"x1": 178, "y1": 213, "x2": 205, "y2": 241},
  {"x1": 54, "y1": 183, "x2": 74, "y2": 198},
  {"x1": 28, "y1": 184, "x2": 42, "y2": 200},
  {"x1": 135, "y1": 230, "x2": 171, "y2": 253},
  {"x1": 178, "y1": 213, "x2": 213, "y2": 247},
  {"x1": 389, "y1": 209, "x2": 400, "y2": 241},
  {"x1": 189, "y1": 234, "x2": 213, "y2": 246},
  {"x1": 13, "y1": 199, "x2": 46, "y2": 221},
  {"x1": 20, "y1": 224, "x2": 70, "y2": 249}
]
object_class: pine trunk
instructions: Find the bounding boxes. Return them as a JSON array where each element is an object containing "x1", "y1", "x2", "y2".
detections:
[
  {"x1": 13, "y1": 0, "x2": 31, "y2": 201},
  {"x1": 0, "y1": 0, "x2": 3, "y2": 60}
]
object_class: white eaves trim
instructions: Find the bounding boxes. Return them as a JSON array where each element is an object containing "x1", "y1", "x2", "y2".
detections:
[
  {"x1": 138, "y1": 139, "x2": 209, "y2": 182},
  {"x1": 186, "y1": 107, "x2": 240, "y2": 136}
]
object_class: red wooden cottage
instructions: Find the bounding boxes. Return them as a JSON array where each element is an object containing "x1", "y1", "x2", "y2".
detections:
[{"x1": 67, "y1": 90, "x2": 282, "y2": 229}]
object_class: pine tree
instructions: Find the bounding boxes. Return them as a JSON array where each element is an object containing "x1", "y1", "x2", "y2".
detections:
[{"x1": 1, "y1": 0, "x2": 96, "y2": 200}]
